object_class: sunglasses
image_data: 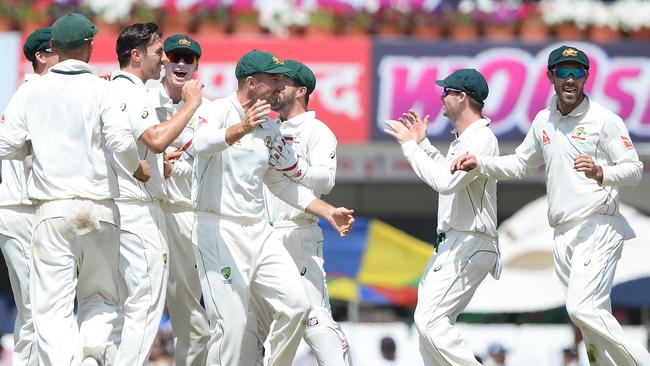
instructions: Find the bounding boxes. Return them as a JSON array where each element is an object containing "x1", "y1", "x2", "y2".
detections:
[
  {"x1": 553, "y1": 67, "x2": 586, "y2": 80},
  {"x1": 442, "y1": 88, "x2": 463, "y2": 98},
  {"x1": 166, "y1": 52, "x2": 199, "y2": 65}
]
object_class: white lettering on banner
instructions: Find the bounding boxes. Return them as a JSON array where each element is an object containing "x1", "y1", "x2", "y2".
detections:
[
  {"x1": 376, "y1": 42, "x2": 650, "y2": 139},
  {"x1": 311, "y1": 64, "x2": 363, "y2": 119}
]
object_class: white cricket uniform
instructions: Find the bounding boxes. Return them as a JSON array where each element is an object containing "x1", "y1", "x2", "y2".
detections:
[
  {"x1": 401, "y1": 118, "x2": 499, "y2": 366},
  {"x1": 260, "y1": 111, "x2": 351, "y2": 366},
  {"x1": 192, "y1": 93, "x2": 314, "y2": 366},
  {"x1": 109, "y1": 71, "x2": 170, "y2": 366},
  {"x1": 148, "y1": 84, "x2": 210, "y2": 366},
  {"x1": 0, "y1": 59, "x2": 140, "y2": 366},
  {"x1": 0, "y1": 74, "x2": 37, "y2": 366},
  {"x1": 476, "y1": 96, "x2": 649, "y2": 365}
]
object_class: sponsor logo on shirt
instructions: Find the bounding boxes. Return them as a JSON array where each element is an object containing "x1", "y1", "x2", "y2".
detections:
[
  {"x1": 330, "y1": 151, "x2": 336, "y2": 159},
  {"x1": 542, "y1": 130, "x2": 551, "y2": 145},
  {"x1": 571, "y1": 126, "x2": 586, "y2": 140},
  {"x1": 300, "y1": 267, "x2": 307, "y2": 276},
  {"x1": 221, "y1": 267, "x2": 232, "y2": 284},
  {"x1": 621, "y1": 135, "x2": 634, "y2": 150},
  {"x1": 306, "y1": 317, "x2": 319, "y2": 327}
]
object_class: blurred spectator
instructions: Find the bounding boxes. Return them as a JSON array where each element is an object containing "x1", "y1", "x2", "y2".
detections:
[
  {"x1": 484, "y1": 342, "x2": 508, "y2": 366},
  {"x1": 378, "y1": 336, "x2": 397, "y2": 365},
  {"x1": 562, "y1": 347, "x2": 579, "y2": 366},
  {"x1": 148, "y1": 332, "x2": 174, "y2": 366}
]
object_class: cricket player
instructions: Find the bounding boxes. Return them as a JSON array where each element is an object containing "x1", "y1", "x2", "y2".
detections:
[
  {"x1": 191, "y1": 49, "x2": 354, "y2": 366},
  {"x1": 385, "y1": 69, "x2": 499, "y2": 365},
  {"x1": 0, "y1": 14, "x2": 144, "y2": 366},
  {"x1": 148, "y1": 33, "x2": 210, "y2": 366},
  {"x1": 257, "y1": 60, "x2": 351, "y2": 366},
  {"x1": 0, "y1": 27, "x2": 58, "y2": 366},
  {"x1": 452, "y1": 46, "x2": 650, "y2": 365},
  {"x1": 110, "y1": 23, "x2": 203, "y2": 366}
]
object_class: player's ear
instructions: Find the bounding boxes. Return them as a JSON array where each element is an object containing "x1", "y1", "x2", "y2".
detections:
[
  {"x1": 546, "y1": 69, "x2": 554, "y2": 84},
  {"x1": 131, "y1": 48, "x2": 141, "y2": 64},
  {"x1": 297, "y1": 86, "x2": 307, "y2": 99}
]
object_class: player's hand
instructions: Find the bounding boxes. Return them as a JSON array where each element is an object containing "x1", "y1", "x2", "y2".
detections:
[
  {"x1": 399, "y1": 109, "x2": 430, "y2": 143},
  {"x1": 133, "y1": 160, "x2": 151, "y2": 182},
  {"x1": 269, "y1": 136, "x2": 306, "y2": 180},
  {"x1": 384, "y1": 119, "x2": 417, "y2": 144},
  {"x1": 181, "y1": 79, "x2": 203, "y2": 107},
  {"x1": 450, "y1": 153, "x2": 477, "y2": 173},
  {"x1": 574, "y1": 154, "x2": 603, "y2": 185},
  {"x1": 97, "y1": 70, "x2": 112, "y2": 80},
  {"x1": 326, "y1": 207, "x2": 355, "y2": 237},
  {"x1": 242, "y1": 99, "x2": 271, "y2": 134}
]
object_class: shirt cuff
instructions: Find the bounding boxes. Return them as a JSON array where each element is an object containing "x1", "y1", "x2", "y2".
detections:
[
  {"x1": 400, "y1": 140, "x2": 419, "y2": 157},
  {"x1": 418, "y1": 138, "x2": 434, "y2": 150}
]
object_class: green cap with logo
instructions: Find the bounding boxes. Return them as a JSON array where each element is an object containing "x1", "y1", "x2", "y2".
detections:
[
  {"x1": 284, "y1": 60, "x2": 316, "y2": 95},
  {"x1": 235, "y1": 50, "x2": 291, "y2": 80},
  {"x1": 23, "y1": 27, "x2": 52, "y2": 62},
  {"x1": 164, "y1": 34, "x2": 202, "y2": 57},
  {"x1": 51, "y1": 13, "x2": 98, "y2": 50},
  {"x1": 435, "y1": 68, "x2": 489, "y2": 103},
  {"x1": 547, "y1": 45, "x2": 590, "y2": 70}
]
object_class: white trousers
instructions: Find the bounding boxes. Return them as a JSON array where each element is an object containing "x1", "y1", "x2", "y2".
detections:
[
  {"x1": 114, "y1": 200, "x2": 169, "y2": 366},
  {"x1": 192, "y1": 213, "x2": 310, "y2": 366},
  {"x1": 30, "y1": 199, "x2": 122, "y2": 366},
  {"x1": 162, "y1": 203, "x2": 209, "y2": 366},
  {"x1": 553, "y1": 214, "x2": 650, "y2": 366},
  {"x1": 257, "y1": 223, "x2": 351, "y2": 366},
  {"x1": 0, "y1": 205, "x2": 37, "y2": 366},
  {"x1": 414, "y1": 231, "x2": 497, "y2": 366}
]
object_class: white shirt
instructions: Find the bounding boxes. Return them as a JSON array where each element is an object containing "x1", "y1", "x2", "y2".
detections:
[
  {"x1": 148, "y1": 83, "x2": 209, "y2": 207},
  {"x1": 110, "y1": 71, "x2": 165, "y2": 201},
  {"x1": 401, "y1": 118, "x2": 499, "y2": 238},
  {"x1": 264, "y1": 111, "x2": 337, "y2": 224},
  {"x1": 192, "y1": 93, "x2": 316, "y2": 220},
  {"x1": 0, "y1": 74, "x2": 38, "y2": 206},
  {"x1": 0, "y1": 59, "x2": 139, "y2": 201},
  {"x1": 477, "y1": 96, "x2": 643, "y2": 227}
]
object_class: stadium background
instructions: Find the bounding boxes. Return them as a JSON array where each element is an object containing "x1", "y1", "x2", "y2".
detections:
[{"x1": 0, "y1": 0, "x2": 649, "y2": 365}]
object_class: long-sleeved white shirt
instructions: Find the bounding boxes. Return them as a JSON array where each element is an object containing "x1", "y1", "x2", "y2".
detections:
[
  {"x1": 477, "y1": 96, "x2": 643, "y2": 227},
  {"x1": 0, "y1": 74, "x2": 38, "y2": 206},
  {"x1": 401, "y1": 118, "x2": 499, "y2": 237},
  {"x1": 0, "y1": 60, "x2": 139, "y2": 201},
  {"x1": 148, "y1": 83, "x2": 209, "y2": 207},
  {"x1": 264, "y1": 111, "x2": 337, "y2": 224},
  {"x1": 192, "y1": 93, "x2": 316, "y2": 220},
  {"x1": 110, "y1": 71, "x2": 165, "y2": 201}
]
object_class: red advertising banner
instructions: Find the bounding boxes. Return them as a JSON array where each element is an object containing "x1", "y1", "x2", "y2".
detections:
[{"x1": 18, "y1": 36, "x2": 372, "y2": 143}]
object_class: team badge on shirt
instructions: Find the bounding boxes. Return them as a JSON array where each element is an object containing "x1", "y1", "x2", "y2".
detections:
[
  {"x1": 570, "y1": 127, "x2": 586, "y2": 140},
  {"x1": 221, "y1": 267, "x2": 232, "y2": 284},
  {"x1": 542, "y1": 130, "x2": 551, "y2": 145},
  {"x1": 620, "y1": 136, "x2": 635, "y2": 150}
]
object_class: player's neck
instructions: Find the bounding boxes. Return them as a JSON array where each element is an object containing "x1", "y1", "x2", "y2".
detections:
[
  {"x1": 453, "y1": 110, "x2": 483, "y2": 135},
  {"x1": 282, "y1": 104, "x2": 307, "y2": 121},
  {"x1": 162, "y1": 79, "x2": 182, "y2": 104}
]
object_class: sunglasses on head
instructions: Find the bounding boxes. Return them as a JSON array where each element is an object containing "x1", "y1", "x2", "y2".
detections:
[
  {"x1": 442, "y1": 88, "x2": 463, "y2": 97},
  {"x1": 553, "y1": 67, "x2": 586, "y2": 80},
  {"x1": 166, "y1": 52, "x2": 199, "y2": 65}
]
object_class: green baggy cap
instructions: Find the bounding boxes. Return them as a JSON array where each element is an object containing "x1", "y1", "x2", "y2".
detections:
[
  {"x1": 164, "y1": 34, "x2": 202, "y2": 58},
  {"x1": 51, "y1": 13, "x2": 98, "y2": 50},
  {"x1": 436, "y1": 68, "x2": 489, "y2": 103},
  {"x1": 235, "y1": 50, "x2": 291, "y2": 80},
  {"x1": 23, "y1": 27, "x2": 52, "y2": 62},
  {"x1": 284, "y1": 60, "x2": 316, "y2": 95},
  {"x1": 547, "y1": 45, "x2": 590, "y2": 70}
]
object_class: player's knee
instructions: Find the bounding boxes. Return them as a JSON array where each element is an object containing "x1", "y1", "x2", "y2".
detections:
[{"x1": 414, "y1": 310, "x2": 446, "y2": 339}]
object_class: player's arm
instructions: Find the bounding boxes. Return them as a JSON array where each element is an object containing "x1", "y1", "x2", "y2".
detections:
[
  {"x1": 0, "y1": 88, "x2": 33, "y2": 160},
  {"x1": 269, "y1": 125, "x2": 337, "y2": 195},
  {"x1": 139, "y1": 80, "x2": 202, "y2": 153},
  {"x1": 100, "y1": 87, "x2": 141, "y2": 173},
  {"x1": 595, "y1": 116, "x2": 642, "y2": 187}
]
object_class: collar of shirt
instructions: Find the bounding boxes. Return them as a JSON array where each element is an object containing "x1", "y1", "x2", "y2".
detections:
[
  {"x1": 157, "y1": 82, "x2": 183, "y2": 110},
  {"x1": 282, "y1": 111, "x2": 316, "y2": 128},
  {"x1": 227, "y1": 92, "x2": 245, "y2": 120},
  {"x1": 451, "y1": 117, "x2": 490, "y2": 144},
  {"x1": 549, "y1": 94, "x2": 590, "y2": 119},
  {"x1": 24, "y1": 73, "x2": 40, "y2": 82},
  {"x1": 111, "y1": 70, "x2": 145, "y2": 87},
  {"x1": 49, "y1": 59, "x2": 95, "y2": 75}
]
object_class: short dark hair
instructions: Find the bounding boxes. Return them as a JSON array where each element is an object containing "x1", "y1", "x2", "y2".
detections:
[
  {"x1": 116, "y1": 23, "x2": 162, "y2": 68},
  {"x1": 468, "y1": 95, "x2": 484, "y2": 115}
]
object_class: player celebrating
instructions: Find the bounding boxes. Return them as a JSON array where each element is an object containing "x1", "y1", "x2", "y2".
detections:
[
  {"x1": 0, "y1": 14, "x2": 143, "y2": 366},
  {"x1": 148, "y1": 33, "x2": 210, "y2": 366},
  {"x1": 259, "y1": 60, "x2": 352, "y2": 366},
  {"x1": 110, "y1": 23, "x2": 203, "y2": 366},
  {"x1": 191, "y1": 49, "x2": 354, "y2": 366},
  {"x1": 0, "y1": 27, "x2": 58, "y2": 366},
  {"x1": 452, "y1": 46, "x2": 650, "y2": 365},
  {"x1": 385, "y1": 69, "x2": 499, "y2": 365}
]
